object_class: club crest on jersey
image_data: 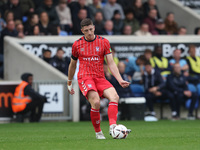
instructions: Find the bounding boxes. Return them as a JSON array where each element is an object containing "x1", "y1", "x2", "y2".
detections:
[
  {"x1": 88, "y1": 84, "x2": 92, "y2": 88},
  {"x1": 81, "y1": 48, "x2": 84, "y2": 51},
  {"x1": 96, "y1": 46, "x2": 99, "y2": 52}
]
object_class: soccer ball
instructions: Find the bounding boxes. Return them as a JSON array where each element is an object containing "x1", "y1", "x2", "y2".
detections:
[{"x1": 112, "y1": 124, "x2": 128, "y2": 139}]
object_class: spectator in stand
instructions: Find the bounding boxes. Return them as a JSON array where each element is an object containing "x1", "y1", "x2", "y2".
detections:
[
  {"x1": 177, "y1": 26, "x2": 187, "y2": 35},
  {"x1": 38, "y1": 11, "x2": 55, "y2": 35},
  {"x1": 24, "y1": 13, "x2": 39, "y2": 35},
  {"x1": 50, "y1": 48, "x2": 67, "y2": 74},
  {"x1": 143, "y1": 0, "x2": 161, "y2": 19},
  {"x1": 186, "y1": 45, "x2": 200, "y2": 78},
  {"x1": 164, "y1": 12, "x2": 178, "y2": 35},
  {"x1": 69, "y1": 0, "x2": 90, "y2": 23},
  {"x1": 144, "y1": 49, "x2": 152, "y2": 61},
  {"x1": 125, "y1": 55, "x2": 146, "y2": 82},
  {"x1": 3, "y1": 0, "x2": 23, "y2": 21},
  {"x1": 123, "y1": 9, "x2": 140, "y2": 34},
  {"x1": 150, "y1": 46, "x2": 171, "y2": 79},
  {"x1": 88, "y1": 0, "x2": 103, "y2": 22},
  {"x1": 143, "y1": 61, "x2": 168, "y2": 118},
  {"x1": 103, "y1": 0, "x2": 125, "y2": 20},
  {"x1": 134, "y1": 23, "x2": 152, "y2": 36},
  {"x1": 102, "y1": 20, "x2": 114, "y2": 35},
  {"x1": 72, "y1": 8, "x2": 87, "y2": 35},
  {"x1": 0, "y1": 20, "x2": 19, "y2": 78},
  {"x1": 0, "y1": 20, "x2": 18, "y2": 54},
  {"x1": 40, "y1": 49, "x2": 52, "y2": 63},
  {"x1": 194, "y1": 27, "x2": 200, "y2": 35},
  {"x1": 154, "y1": 18, "x2": 167, "y2": 35},
  {"x1": 0, "y1": 12, "x2": 6, "y2": 33},
  {"x1": 15, "y1": 20, "x2": 24, "y2": 38},
  {"x1": 122, "y1": 25, "x2": 132, "y2": 35},
  {"x1": 4, "y1": 10, "x2": 14, "y2": 22},
  {"x1": 167, "y1": 63, "x2": 197, "y2": 120},
  {"x1": 109, "y1": 61, "x2": 132, "y2": 98},
  {"x1": 56, "y1": 0, "x2": 72, "y2": 34},
  {"x1": 94, "y1": 11, "x2": 104, "y2": 35},
  {"x1": 132, "y1": 0, "x2": 145, "y2": 23},
  {"x1": 117, "y1": 0, "x2": 134, "y2": 11},
  {"x1": 143, "y1": 8, "x2": 157, "y2": 34},
  {"x1": 32, "y1": 25, "x2": 40, "y2": 35},
  {"x1": 20, "y1": 0, "x2": 35, "y2": 16},
  {"x1": 112, "y1": 10, "x2": 124, "y2": 35},
  {"x1": 36, "y1": 0, "x2": 59, "y2": 25},
  {"x1": 169, "y1": 49, "x2": 188, "y2": 72}
]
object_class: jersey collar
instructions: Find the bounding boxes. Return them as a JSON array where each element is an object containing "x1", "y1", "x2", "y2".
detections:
[{"x1": 84, "y1": 35, "x2": 96, "y2": 42}]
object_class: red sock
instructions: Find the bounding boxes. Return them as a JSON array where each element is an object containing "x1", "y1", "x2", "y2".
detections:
[
  {"x1": 108, "y1": 102, "x2": 118, "y2": 125},
  {"x1": 90, "y1": 108, "x2": 101, "y2": 132}
]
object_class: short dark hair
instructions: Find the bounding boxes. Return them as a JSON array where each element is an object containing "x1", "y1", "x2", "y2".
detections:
[
  {"x1": 144, "y1": 60, "x2": 152, "y2": 66},
  {"x1": 80, "y1": 18, "x2": 93, "y2": 28},
  {"x1": 57, "y1": 47, "x2": 65, "y2": 53},
  {"x1": 42, "y1": 49, "x2": 51, "y2": 54}
]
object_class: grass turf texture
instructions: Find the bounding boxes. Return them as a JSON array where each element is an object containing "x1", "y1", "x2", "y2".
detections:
[{"x1": 0, "y1": 120, "x2": 200, "y2": 150}]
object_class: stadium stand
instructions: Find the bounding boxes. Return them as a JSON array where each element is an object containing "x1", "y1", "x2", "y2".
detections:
[{"x1": 1, "y1": 0, "x2": 200, "y2": 122}]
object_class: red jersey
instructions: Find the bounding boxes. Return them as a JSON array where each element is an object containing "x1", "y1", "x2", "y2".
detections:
[{"x1": 72, "y1": 35, "x2": 112, "y2": 79}]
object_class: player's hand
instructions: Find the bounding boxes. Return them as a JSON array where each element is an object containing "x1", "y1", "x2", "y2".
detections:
[
  {"x1": 119, "y1": 80, "x2": 130, "y2": 88},
  {"x1": 67, "y1": 80, "x2": 75, "y2": 95}
]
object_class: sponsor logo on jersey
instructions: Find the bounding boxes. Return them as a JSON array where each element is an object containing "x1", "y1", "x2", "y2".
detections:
[
  {"x1": 81, "y1": 48, "x2": 84, "y2": 51},
  {"x1": 83, "y1": 55, "x2": 100, "y2": 62}
]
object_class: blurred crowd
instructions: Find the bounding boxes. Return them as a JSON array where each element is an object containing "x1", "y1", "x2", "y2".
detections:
[
  {"x1": 0, "y1": 0, "x2": 200, "y2": 120},
  {"x1": 102, "y1": 45, "x2": 200, "y2": 120},
  {"x1": 0, "y1": 0, "x2": 200, "y2": 38}
]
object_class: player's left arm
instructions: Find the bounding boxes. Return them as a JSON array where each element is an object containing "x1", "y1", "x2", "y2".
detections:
[{"x1": 106, "y1": 54, "x2": 130, "y2": 88}]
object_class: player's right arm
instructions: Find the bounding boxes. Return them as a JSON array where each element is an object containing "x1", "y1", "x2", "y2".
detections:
[
  {"x1": 67, "y1": 58, "x2": 77, "y2": 95},
  {"x1": 68, "y1": 41, "x2": 79, "y2": 95}
]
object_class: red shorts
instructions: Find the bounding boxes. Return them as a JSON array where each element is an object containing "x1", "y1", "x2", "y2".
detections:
[{"x1": 78, "y1": 77, "x2": 113, "y2": 99}]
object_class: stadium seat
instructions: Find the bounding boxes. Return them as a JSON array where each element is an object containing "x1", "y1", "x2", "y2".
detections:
[
  {"x1": 129, "y1": 84, "x2": 145, "y2": 97},
  {"x1": 187, "y1": 83, "x2": 199, "y2": 118},
  {"x1": 197, "y1": 83, "x2": 200, "y2": 96},
  {"x1": 188, "y1": 83, "x2": 197, "y2": 92}
]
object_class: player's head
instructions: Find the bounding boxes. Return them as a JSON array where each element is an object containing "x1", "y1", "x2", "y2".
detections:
[{"x1": 81, "y1": 18, "x2": 95, "y2": 41}]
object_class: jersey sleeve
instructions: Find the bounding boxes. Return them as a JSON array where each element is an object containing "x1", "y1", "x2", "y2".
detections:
[
  {"x1": 71, "y1": 42, "x2": 78, "y2": 60},
  {"x1": 104, "y1": 38, "x2": 112, "y2": 55}
]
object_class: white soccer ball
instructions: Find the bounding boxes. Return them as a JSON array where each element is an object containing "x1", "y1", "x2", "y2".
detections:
[{"x1": 112, "y1": 124, "x2": 128, "y2": 139}]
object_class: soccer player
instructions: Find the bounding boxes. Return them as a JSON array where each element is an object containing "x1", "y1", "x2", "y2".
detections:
[{"x1": 67, "y1": 18, "x2": 131, "y2": 139}]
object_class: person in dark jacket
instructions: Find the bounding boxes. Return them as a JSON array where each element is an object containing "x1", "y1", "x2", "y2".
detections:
[
  {"x1": 50, "y1": 48, "x2": 67, "y2": 74},
  {"x1": 143, "y1": 61, "x2": 169, "y2": 117},
  {"x1": 2, "y1": 0, "x2": 23, "y2": 21},
  {"x1": 0, "y1": 20, "x2": 18, "y2": 78},
  {"x1": 14, "y1": 73, "x2": 47, "y2": 122},
  {"x1": 166, "y1": 63, "x2": 197, "y2": 120},
  {"x1": 36, "y1": 0, "x2": 59, "y2": 25},
  {"x1": 40, "y1": 49, "x2": 52, "y2": 63}
]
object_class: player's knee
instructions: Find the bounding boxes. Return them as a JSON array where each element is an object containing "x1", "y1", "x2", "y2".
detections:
[
  {"x1": 92, "y1": 100, "x2": 100, "y2": 109},
  {"x1": 111, "y1": 93, "x2": 119, "y2": 103}
]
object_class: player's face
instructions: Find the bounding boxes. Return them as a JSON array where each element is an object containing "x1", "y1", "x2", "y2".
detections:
[{"x1": 81, "y1": 25, "x2": 95, "y2": 41}]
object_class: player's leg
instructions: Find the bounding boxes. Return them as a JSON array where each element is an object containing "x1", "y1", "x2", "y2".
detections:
[
  {"x1": 103, "y1": 87, "x2": 131, "y2": 136},
  {"x1": 103, "y1": 87, "x2": 119, "y2": 126},
  {"x1": 87, "y1": 90, "x2": 106, "y2": 139}
]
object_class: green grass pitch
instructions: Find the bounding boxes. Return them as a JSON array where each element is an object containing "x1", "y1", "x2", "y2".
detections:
[{"x1": 0, "y1": 120, "x2": 200, "y2": 150}]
